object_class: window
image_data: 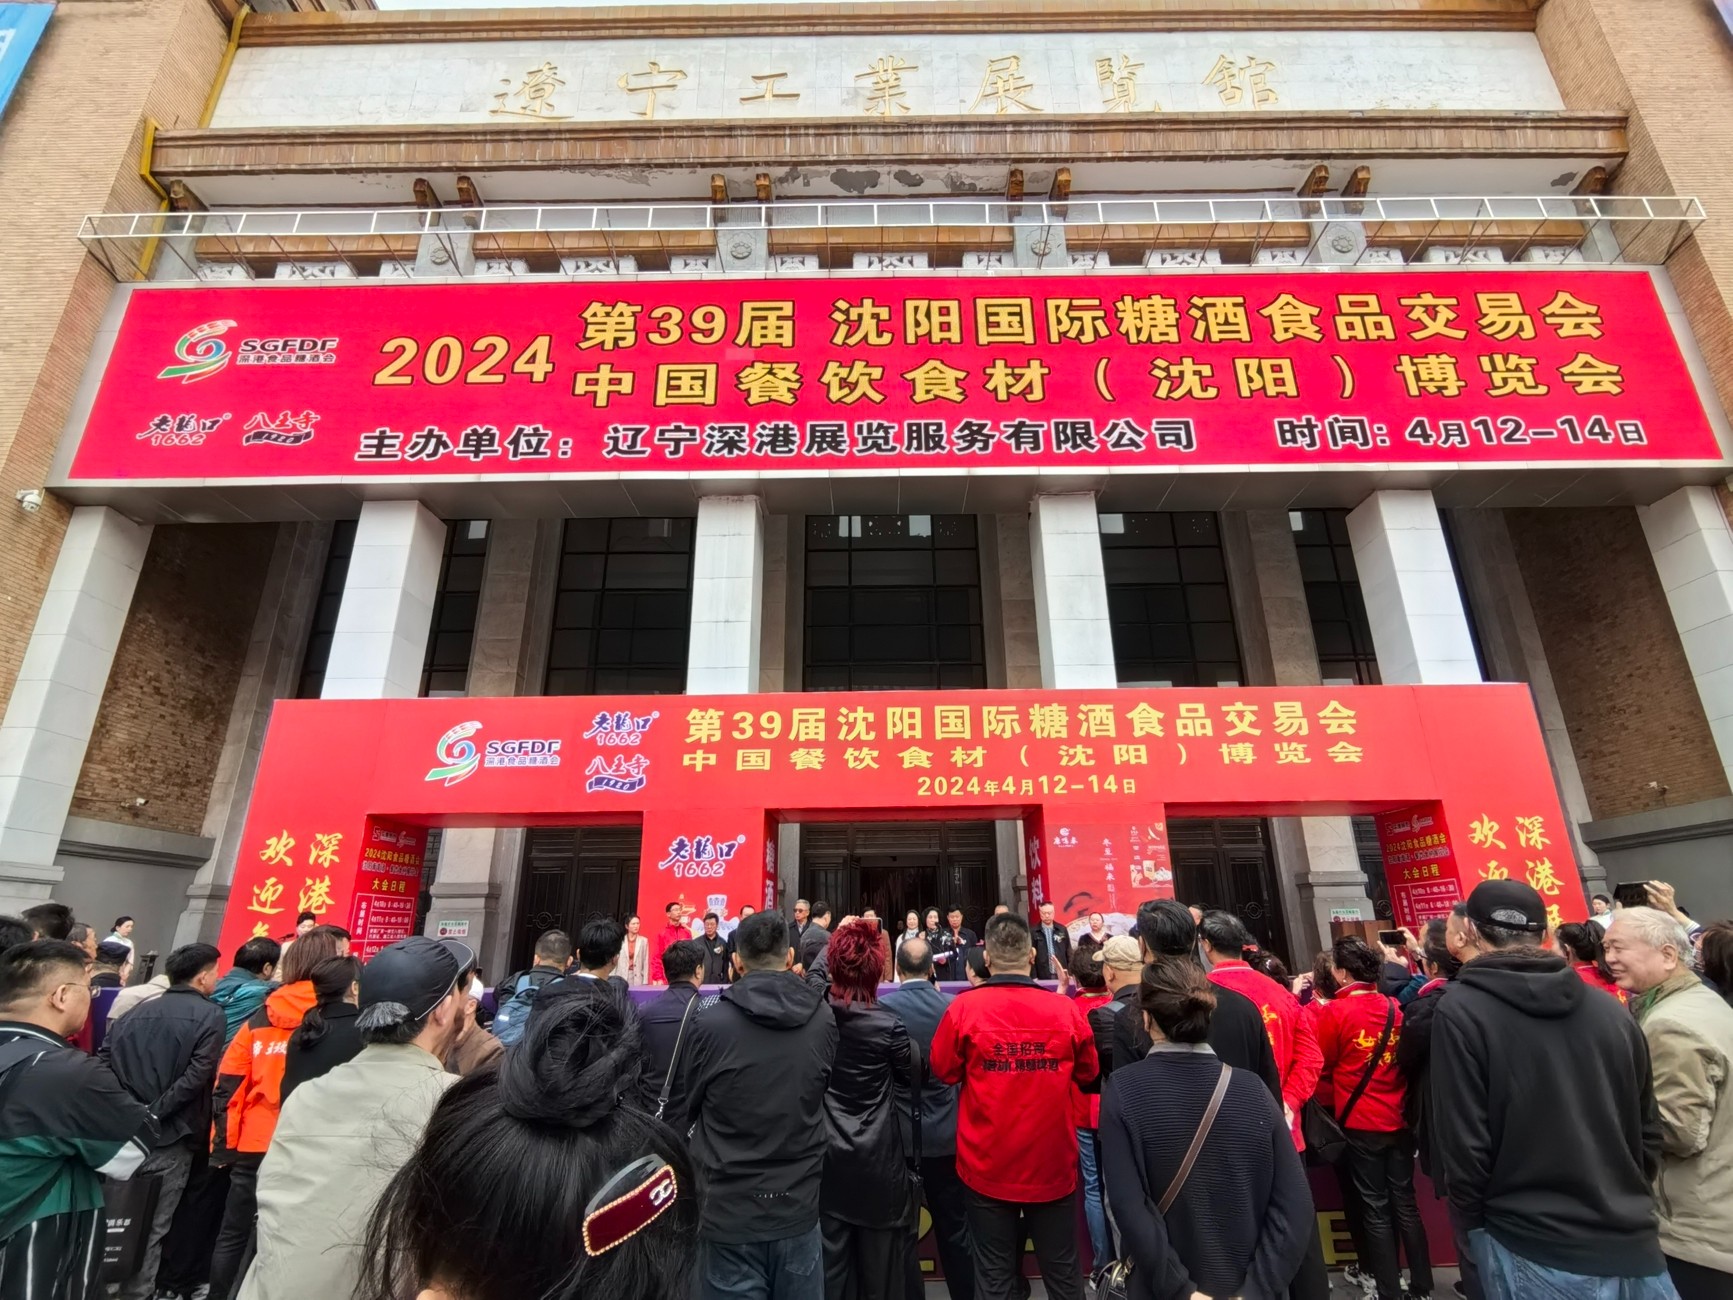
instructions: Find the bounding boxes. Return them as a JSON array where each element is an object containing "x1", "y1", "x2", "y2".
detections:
[
  {"x1": 421, "y1": 521, "x2": 489, "y2": 697},
  {"x1": 295, "y1": 520, "x2": 358, "y2": 699},
  {"x1": 804, "y1": 515, "x2": 986, "y2": 691},
  {"x1": 544, "y1": 518, "x2": 693, "y2": 695},
  {"x1": 1290, "y1": 509, "x2": 1380, "y2": 685},
  {"x1": 1099, "y1": 512, "x2": 1242, "y2": 687}
]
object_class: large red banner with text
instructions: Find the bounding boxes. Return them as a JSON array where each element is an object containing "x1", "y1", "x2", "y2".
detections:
[
  {"x1": 70, "y1": 270, "x2": 1720, "y2": 483},
  {"x1": 214, "y1": 686, "x2": 1586, "y2": 969}
]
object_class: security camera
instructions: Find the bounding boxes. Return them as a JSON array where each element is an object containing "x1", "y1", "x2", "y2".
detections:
[{"x1": 14, "y1": 489, "x2": 43, "y2": 513}]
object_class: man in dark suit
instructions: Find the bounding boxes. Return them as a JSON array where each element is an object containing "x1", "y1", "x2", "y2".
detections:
[
  {"x1": 1031, "y1": 901, "x2": 1072, "y2": 984},
  {"x1": 639, "y1": 938, "x2": 705, "y2": 1120},
  {"x1": 882, "y1": 937, "x2": 975, "y2": 1300},
  {"x1": 795, "y1": 900, "x2": 832, "y2": 973}
]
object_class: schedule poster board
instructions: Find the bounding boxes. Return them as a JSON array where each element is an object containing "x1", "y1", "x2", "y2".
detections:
[{"x1": 69, "y1": 270, "x2": 1721, "y2": 482}]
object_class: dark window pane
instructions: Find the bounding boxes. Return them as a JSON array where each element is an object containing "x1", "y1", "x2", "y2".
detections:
[
  {"x1": 563, "y1": 518, "x2": 609, "y2": 551},
  {"x1": 805, "y1": 665, "x2": 850, "y2": 690},
  {"x1": 934, "y1": 515, "x2": 976, "y2": 546},
  {"x1": 437, "y1": 591, "x2": 479, "y2": 632},
  {"x1": 553, "y1": 591, "x2": 597, "y2": 629},
  {"x1": 546, "y1": 518, "x2": 695, "y2": 694},
  {"x1": 934, "y1": 550, "x2": 978, "y2": 586},
  {"x1": 634, "y1": 592, "x2": 691, "y2": 628},
  {"x1": 1314, "y1": 622, "x2": 1356, "y2": 657},
  {"x1": 595, "y1": 629, "x2": 633, "y2": 665},
  {"x1": 606, "y1": 552, "x2": 689, "y2": 589},
  {"x1": 1178, "y1": 547, "x2": 1225, "y2": 583},
  {"x1": 1120, "y1": 513, "x2": 1173, "y2": 546},
  {"x1": 1303, "y1": 583, "x2": 1346, "y2": 621},
  {"x1": 1150, "y1": 624, "x2": 1192, "y2": 658},
  {"x1": 548, "y1": 630, "x2": 592, "y2": 669},
  {"x1": 1198, "y1": 662, "x2": 1242, "y2": 686},
  {"x1": 1146, "y1": 587, "x2": 1188, "y2": 621},
  {"x1": 425, "y1": 670, "x2": 468, "y2": 695},
  {"x1": 852, "y1": 550, "x2": 934, "y2": 586},
  {"x1": 939, "y1": 663, "x2": 987, "y2": 689},
  {"x1": 937, "y1": 625, "x2": 978, "y2": 663},
  {"x1": 430, "y1": 631, "x2": 473, "y2": 668},
  {"x1": 807, "y1": 627, "x2": 850, "y2": 663},
  {"x1": 1110, "y1": 624, "x2": 1151, "y2": 660},
  {"x1": 1107, "y1": 587, "x2": 1145, "y2": 621},
  {"x1": 1102, "y1": 513, "x2": 1242, "y2": 687},
  {"x1": 854, "y1": 589, "x2": 931, "y2": 625},
  {"x1": 1174, "y1": 512, "x2": 1219, "y2": 544},
  {"x1": 1297, "y1": 546, "x2": 1339, "y2": 582},
  {"x1": 854, "y1": 626, "x2": 931, "y2": 663},
  {"x1": 443, "y1": 554, "x2": 486, "y2": 592},
  {"x1": 1192, "y1": 624, "x2": 1239, "y2": 661},
  {"x1": 856, "y1": 664, "x2": 939, "y2": 690},
  {"x1": 1325, "y1": 511, "x2": 1352, "y2": 544},
  {"x1": 1186, "y1": 584, "x2": 1232, "y2": 622},
  {"x1": 559, "y1": 553, "x2": 606, "y2": 590},
  {"x1": 806, "y1": 552, "x2": 850, "y2": 586}
]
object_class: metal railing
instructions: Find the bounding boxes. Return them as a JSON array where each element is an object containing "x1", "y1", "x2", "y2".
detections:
[{"x1": 78, "y1": 194, "x2": 1706, "y2": 283}]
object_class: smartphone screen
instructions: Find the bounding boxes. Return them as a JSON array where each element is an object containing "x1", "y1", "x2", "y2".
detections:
[{"x1": 1378, "y1": 929, "x2": 1405, "y2": 947}]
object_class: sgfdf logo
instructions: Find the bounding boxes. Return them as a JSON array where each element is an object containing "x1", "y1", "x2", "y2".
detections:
[
  {"x1": 159, "y1": 320, "x2": 238, "y2": 383},
  {"x1": 426, "y1": 721, "x2": 483, "y2": 786},
  {"x1": 425, "y1": 722, "x2": 562, "y2": 786}
]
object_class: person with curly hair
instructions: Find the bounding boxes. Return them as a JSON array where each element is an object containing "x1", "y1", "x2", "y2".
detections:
[{"x1": 819, "y1": 919, "x2": 918, "y2": 1300}]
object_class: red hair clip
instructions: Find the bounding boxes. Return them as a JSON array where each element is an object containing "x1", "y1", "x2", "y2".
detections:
[{"x1": 582, "y1": 1155, "x2": 678, "y2": 1257}]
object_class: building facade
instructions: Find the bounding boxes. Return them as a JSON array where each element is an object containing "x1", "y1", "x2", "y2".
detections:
[{"x1": 1, "y1": 0, "x2": 1731, "y2": 976}]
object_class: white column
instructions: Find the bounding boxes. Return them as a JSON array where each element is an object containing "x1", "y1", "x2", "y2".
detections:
[
  {"x1": 0, "y1": 507, "x2": 152, "y2": 910},
  {"x1": 1345, "y1": 490, "x2": 1482, "y2": 685},
  {"x1": 686, "y1": 496, "x2": 764, "y2": 695},
  {"x1": 1639, "y1": 486, "x2": 1733, "y2": 788},
  {"x1": 1029, "y1": 493, "x2": 1116, "y2": 689},
  {"x1": 321, "y1": 500, "x2": 447, "y2": 700}
]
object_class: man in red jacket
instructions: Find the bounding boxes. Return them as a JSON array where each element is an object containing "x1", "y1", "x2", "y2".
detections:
[
  {"x1": 649, "y1": 900, "x2": 690, "y2": 984},
  {"x1": 931, "y1": 912, "x2": 1099, "y2": 1300}
]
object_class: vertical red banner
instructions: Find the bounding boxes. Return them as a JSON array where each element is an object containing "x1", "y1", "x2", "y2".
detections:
[
  {"x1": 636, "y1": 809, "x2": 773, "y2": 975},
  {"x1": 1375, "y1": 804, "x2": 1467, "y2": 930},
  {"x1": 1030, "y1": 804, "x2": 1171, "y2": 941},
  {"x1": 348, "y1": 820, "x2": 427, "y2": 961}
]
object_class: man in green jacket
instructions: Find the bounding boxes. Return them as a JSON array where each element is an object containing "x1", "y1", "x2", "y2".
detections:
[
  {"x1": 1607, "y1": 907, "x2": 1733, "y2": 1300},
  {"x1": 0, "y1": 940, "x2": 153, "y2": 1300},
  {"x1": 209, "y1": 938, "x2": 281, "y2": 1047}
]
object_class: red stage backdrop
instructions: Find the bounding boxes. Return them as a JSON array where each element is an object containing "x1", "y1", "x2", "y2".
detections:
[
  {"x1": 70, "y1": 270, "x2": 1719, "y2": 482},
  {"x1": 214, "y1": 685, "x2": 1587, "y2": 967}
]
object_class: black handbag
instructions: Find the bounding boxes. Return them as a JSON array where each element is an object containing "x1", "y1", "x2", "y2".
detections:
[
  {"x1": 1090, "y1": 1063, "x2": 1232, "y2": 1300},
  {"x1": 1301, "y1": 998, "x2": 1395, "y2": 1165},
  {"x1": 99, "y1": 1170, "x2": 163, "y2": 1283}
]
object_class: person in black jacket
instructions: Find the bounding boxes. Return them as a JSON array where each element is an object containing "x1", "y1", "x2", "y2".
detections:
[
  {"x1": 883, "y1": 937, "x2": 974, "y2": 1300},
  {"x1": 281, "y1": 956, "x2": 363, "y2": 1100},
  {"x1": 821, "y1": 920, "x2": 918, "y2": 1300},
  {"x1": 535, "y1": 918, "x2": 635, "y2": 1026},
  {"x1": 797, "y1": 902, "x2": 833, "y2": 974},
  {"x1": 1032, "y1": 902, "x2": 1072, "y2": 984},
  {"x1": 1393, "y1": 918, "x2": 1471, "y2": 1299},
  {"x1": 932, "y1": 907, "x2": 977, "y2": 983},
  {"x1": 1106, "y1": 900, "x2": 1280, "y2": 1102},
  {"x1": 1432, "y1": 880, "x2": 1670, "y2": 1297},
  {"x1": 685, "y1": 909, "x2": 838, "y2": 1300},
  {"x1": 101, "y1": 942, "x2": 227, "y2": 1300},
  {"x1": 640, "y1": 939, "x2": 705, "y2": 1121},
  {"x1": 1100, "y1": 960, "x2": 1312, "y2": 1300},
  {"x1": 699, "y1": 914, "x2": 734, "y2": 985}
]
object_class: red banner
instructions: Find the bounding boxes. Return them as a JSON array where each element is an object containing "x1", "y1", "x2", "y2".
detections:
[
  {"x1": 70, "y1": 270, "x2": 1719, "y2": 483},
  {"x1": 214, "y1": 685, "x2": 1585, "y2": 968}
]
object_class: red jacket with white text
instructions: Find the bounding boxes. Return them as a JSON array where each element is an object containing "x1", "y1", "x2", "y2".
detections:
[
  {"x1": 931, "y1": 975, "x2": 1100, "y2": 1202},
  {"x1": 1310, "y1": 982, "x2": 1406, "y2": 1134},
  {"x1": 1208, "y1": 959, "x2": 1322, "y2": 1149}
]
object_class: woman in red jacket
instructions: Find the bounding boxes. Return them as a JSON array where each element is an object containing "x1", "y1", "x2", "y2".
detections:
[
  {"x1": 1557, "y1": 921, "x2": 1630, "y2": 1006},
  {"x1": 1312, "y1": 937, "x2": 1432, "y2": 1300}
]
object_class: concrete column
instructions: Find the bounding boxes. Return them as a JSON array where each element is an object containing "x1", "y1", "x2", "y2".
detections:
[
  {"x1": 1029, "y1": 494, "x2": 1116, "y2": 689},
  {"x1": 175, "y1": 522, "x2": 330, "y2": 944},
  {"x1": 1346, "y1": 490, "x2": 1482, "y2": 685},
  {"x1": 1448, "y1": 509, "x2": 1605, "y2": 892},
  {"x1": 321, "y1": 500, "x2": 447, "y2": 700},
  {"x1": 0, "y1": 507, "x2": 151, "y2": 911},
  {"x1": 424, "y1": 519, "x2": 557, "y2": 976},
  {"x1": 1638, "y1": 486, "x2": 1733, "y2": 790},
  {"x1": 687, "y1": 496, "x2": 764, "y2": 695},
  {"x1": 1222, "y1": 511, "x2": 1374, "y2": 953},
  {"x1": 759, "y1": 515, "x2": 790, "y2": 692}
]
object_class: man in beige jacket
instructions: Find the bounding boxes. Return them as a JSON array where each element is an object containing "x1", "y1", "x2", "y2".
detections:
[
  {"x1": 237, "y1": 936, "x2": 472, "y2": 1300},
  {"x1": 1606, "y1": 907, "x2": 1733, "y2": 1300}
]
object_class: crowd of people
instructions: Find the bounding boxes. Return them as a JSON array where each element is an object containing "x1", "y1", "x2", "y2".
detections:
[{"x1": 0, "y1": 879, "x2": 1728, "y2": 1300}]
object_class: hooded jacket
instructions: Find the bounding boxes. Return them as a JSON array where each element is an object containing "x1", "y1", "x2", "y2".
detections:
[
  {"x1": 1634, "y1": 967, "x2": 1733, "y2": 1275},
  {"x1": 683, "y1": 967, "x2": 838, "y2": 1243},
  {"x1": 821, "y1": 1001, "x2": 917, "y2": 1229},
  {"x1": 211, "y1": 969, "x2": 273, "y2": 1046},
  {"x1": 213, "y1": 981, "x2": 318, "y2": 1159},
  {"x1": 1432, "y1": 948, "x2": 1664, "y2": 1278}
]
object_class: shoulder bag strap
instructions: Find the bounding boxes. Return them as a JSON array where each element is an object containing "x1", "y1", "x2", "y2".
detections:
[
  {"x1": 1157, "y1": 1062, "x2": 1232, "y2": 1215},
  {"x1": 655, "y1": 993, "x2": 700, "y2": 1121},
  {"x1": 1336, "y1": 998, "x2": 1396, "y2": 1128}
]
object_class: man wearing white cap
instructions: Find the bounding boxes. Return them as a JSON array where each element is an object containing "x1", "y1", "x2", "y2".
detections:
[{"x1": 238, "y1": 936, "x2": 475, "y2": 1300}]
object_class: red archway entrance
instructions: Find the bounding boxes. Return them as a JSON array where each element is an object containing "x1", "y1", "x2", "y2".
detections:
[{"x1": 216, "y1": 684, "x2": 1586, "y2": 963}]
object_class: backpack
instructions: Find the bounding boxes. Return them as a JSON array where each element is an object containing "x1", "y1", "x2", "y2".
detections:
[{"x1": 491, "y1": 968, "x2": 557, "y2": 1045}]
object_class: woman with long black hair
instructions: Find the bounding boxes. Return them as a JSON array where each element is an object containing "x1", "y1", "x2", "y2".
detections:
[
  {"x1": 281, "y1": 956, "x2": 362, "y2": 1100},
  {"x1": 358, "y1": 991, "x2": 699, "y2": 1300}
]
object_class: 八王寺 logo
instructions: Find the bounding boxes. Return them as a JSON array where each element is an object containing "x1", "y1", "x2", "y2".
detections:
[{"x1": 158, "y1": 320, "x2": 238, "y2": 383}]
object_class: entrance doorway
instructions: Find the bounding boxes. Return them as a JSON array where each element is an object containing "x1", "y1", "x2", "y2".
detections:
[
  {"x1": 1169, "y1": 818, "x2": 1291, "y2": 966},
  {"x1": 512, "y1": 826, "x2": 641, "y2": 972},
  {"x1": 799, "y1": 822, "x2": 1001, "y2": 932}
]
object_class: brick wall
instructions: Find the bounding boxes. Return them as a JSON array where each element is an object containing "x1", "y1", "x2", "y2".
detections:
[
  {"x1": 1536, "y1": 0, "x2": 1733, "y2": 426},
  {"x1": 71, "y1": 524, "x2": 277, "y2": 836},
  {"x1": 1506, "y1": 507, "x2": 1730, "y2": 819},
  {"x1": 0, "y1": 0, "x2": 229, "y2": 712}
]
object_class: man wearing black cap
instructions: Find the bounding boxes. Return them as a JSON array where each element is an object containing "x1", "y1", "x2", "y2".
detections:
[
  {"x1": 238, "y1": 936, "x2": 473, "y2": 1300},
  {"x1": 1432, "y1": 880, "x2": 1670, "y2": 1298}
]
